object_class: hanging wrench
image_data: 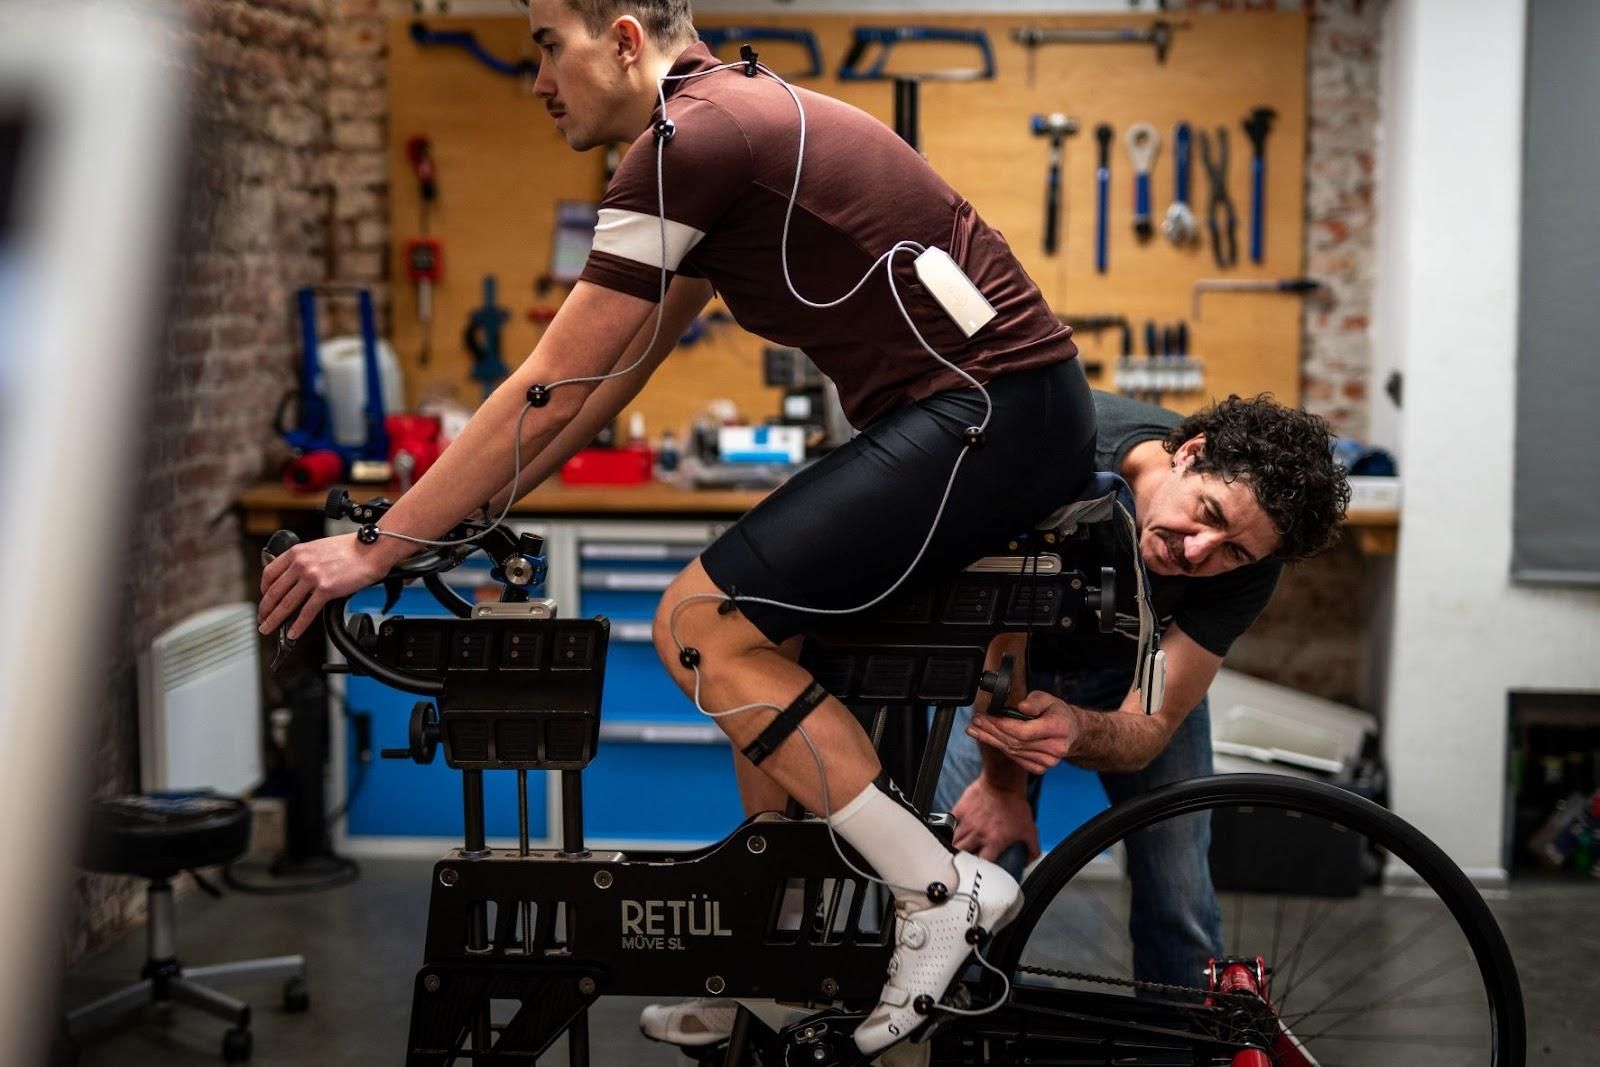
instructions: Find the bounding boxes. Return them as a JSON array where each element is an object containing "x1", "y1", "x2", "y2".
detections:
[
  {"x1": 1162, "y1": 121, "x2": 1198, "y2": 246},
  {"x1": 1125, "y1": 122, "x2": 1160, "y2": 242},
  {"x1": 1095, "y1": 123, "x2": 1113, "y2": 273},
  {"x1": 1242, "y1": 106, "x2": 1277, "y2": 264}
]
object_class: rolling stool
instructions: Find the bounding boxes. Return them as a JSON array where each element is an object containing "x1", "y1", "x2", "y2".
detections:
[{"x1": 64, "y1": 792, "x2": 308, "y2": 1063}]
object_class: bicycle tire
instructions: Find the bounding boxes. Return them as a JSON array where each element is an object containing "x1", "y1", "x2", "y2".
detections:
[{"x1": 982, "y1": 773, "x2": 1526, "y2": 1066}]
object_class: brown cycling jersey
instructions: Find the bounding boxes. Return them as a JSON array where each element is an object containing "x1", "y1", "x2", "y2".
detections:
[{"x1": 580, "y1": 42, "x2": 1077, "y2": 429}]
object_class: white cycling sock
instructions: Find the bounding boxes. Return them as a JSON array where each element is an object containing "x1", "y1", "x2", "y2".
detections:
[{"x1": 827, "y1": 781, "x2": 957, "y2": 910}]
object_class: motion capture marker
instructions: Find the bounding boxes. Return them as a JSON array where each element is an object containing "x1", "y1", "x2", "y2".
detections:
[
  {"x1": 526, "y1": 384, "x2": 550, "y2": 407},
  {"x1": 965, "y1": 925, "x2": 986, "y2": 945},
  {"x1": 679, "y1": 647, "x2": 701, "y2": 669},
  {"x1": 925, "y1": 881, "x2": 949, "y2": 903},
  {"x1": 357, "y1": 524, "x2": 381, "y2": 545},
  {"x1": 652, "y1": 118, "x2": 676, "y2": 142},
  {"x1": 962, "y1": 426, "x2": 985, "y2": 448},
  {"x1": 913, "y1": 994, "x2": 935, "y2": 1015}
]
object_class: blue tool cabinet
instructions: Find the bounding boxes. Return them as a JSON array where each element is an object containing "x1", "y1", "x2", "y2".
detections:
[{"x1": 333, "y1": 519, "x2": 744, "y2": 849}]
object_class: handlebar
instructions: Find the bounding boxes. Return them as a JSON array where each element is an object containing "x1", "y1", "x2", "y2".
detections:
[
  {"x1": 266, "y1": 490, "x2": 546, "y2": 679},
  {"x1": 322, "y1": 596, "x2": 443, "y2": 695}
]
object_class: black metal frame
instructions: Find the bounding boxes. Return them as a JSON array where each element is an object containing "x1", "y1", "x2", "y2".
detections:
[{"x1": 305, "y1": 498, "x2": 1276, "y2": 1066}]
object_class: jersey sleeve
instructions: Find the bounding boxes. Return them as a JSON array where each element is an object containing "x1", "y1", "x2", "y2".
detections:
[
  {"x1": 1171, "y1": 560, "x2": 1282, "y2": 657},
  {"x1": 578, "y1": 99, "x2": 752, "y2": 302}
]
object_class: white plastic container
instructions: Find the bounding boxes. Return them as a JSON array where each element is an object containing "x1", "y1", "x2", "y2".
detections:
[
  {"x1": 1208, "y1": 668, "x2": 1377, "y2": 778},
  {"x1": 319, "y1": 335, "x2": 403, "y2": 448}
]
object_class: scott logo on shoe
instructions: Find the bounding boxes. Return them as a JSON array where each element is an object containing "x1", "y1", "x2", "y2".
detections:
[
  {"x1": 966, "y1": 870, "x2": 981, "y2": 925},
  {"x1": 619, "y1": 895, "x2": 732, "y2": 950}
]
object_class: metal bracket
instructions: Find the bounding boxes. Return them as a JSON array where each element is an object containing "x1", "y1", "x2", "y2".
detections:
[
  {"x1": 838, "y1": 26, "x2": 996, "y2": 81},
  {"x1": 699, "y1": 27, "x2": 823, "y2": 79},
  {"x1": 409, "y1": 20, "x2": 537, "y2": 79},
  {"x1": 1011, "y1": 20, "x2": 1190, "y2": 86}
]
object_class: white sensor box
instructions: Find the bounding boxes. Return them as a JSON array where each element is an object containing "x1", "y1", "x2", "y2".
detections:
[{"x1": 913, "y1": 247, "x2": 997, "y2": 338}]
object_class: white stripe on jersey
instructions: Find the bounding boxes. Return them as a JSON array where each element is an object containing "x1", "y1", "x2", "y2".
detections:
[{"x1": 591, "y1": 208, "x2": 706, "y2": 271}]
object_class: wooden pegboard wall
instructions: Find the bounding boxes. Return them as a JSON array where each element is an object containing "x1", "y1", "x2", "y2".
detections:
[{"x1": 387, "y1": 11, "x2": 1307, "y2": 433}]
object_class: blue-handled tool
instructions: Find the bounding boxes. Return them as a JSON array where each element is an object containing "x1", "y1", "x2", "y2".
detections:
[
  {"x1": 699, "y1": 27, "x2": 823, "y2": 79},
  {"x1": 1125, "y1": 123, "x2": 1160, "y2": 243},
  {"x1": 1242, "y1": 107, "x2": 1277, "y2": 264},
  {"x1": 1163, "y1": 122, "x2": 1199, "y2": 246},
  {"x1": 409, "y1": 21, "x2": 537, "y2": 79},
  {"x1": 463, "y1": 275, "x2": 511, "y2": 399},
  {"x1": 1094, "y1": 123, "x2": 1113, "y2": 274},
  {"x1": 838, "y1": 26, "x2": 995, "y2": 81}
]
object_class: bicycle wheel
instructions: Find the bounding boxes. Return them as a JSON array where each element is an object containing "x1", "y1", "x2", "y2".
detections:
[{"x1": 956, "y1": 773, "x2": 1524, "y2": 1067}]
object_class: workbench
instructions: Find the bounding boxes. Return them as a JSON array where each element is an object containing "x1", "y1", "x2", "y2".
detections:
[{"x1": 238, "y1": 481, "x2": 1400, "y2": 554}]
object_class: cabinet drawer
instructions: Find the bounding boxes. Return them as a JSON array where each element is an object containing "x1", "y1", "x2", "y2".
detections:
[{"x1": 581, "y1": 735, "x2": 743, "y2": 845}]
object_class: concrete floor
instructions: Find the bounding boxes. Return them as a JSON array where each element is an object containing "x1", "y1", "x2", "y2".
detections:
[{"x1": 55, "y1": 857, "x2": 1599, "y2": 1065}]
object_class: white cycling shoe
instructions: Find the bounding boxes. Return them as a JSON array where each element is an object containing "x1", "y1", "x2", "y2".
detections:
[
  {"x1": 639, "y1": 997, "x2": 814, "y2": 1048},
  {"x1": 853, "y1": 851, "x2": 1023, "y2": 1056},
  {"x1": 638, "y1": 997, "x2": 739, "y2": 1047}
]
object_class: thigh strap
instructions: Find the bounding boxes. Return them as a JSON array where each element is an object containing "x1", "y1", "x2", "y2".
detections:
[{"x1": 742, "y1": 681, "x2": 830, "y2": 766}]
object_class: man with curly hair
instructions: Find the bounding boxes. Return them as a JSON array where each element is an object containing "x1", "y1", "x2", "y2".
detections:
[{"x1": 942, "y1": 390, "x2": 1350, "y2": 989}]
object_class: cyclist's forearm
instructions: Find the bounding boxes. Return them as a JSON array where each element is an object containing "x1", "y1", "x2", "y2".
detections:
[
  {"x1": 484, "y1": 354, "x2": 657, "y2": 514},
  {"x1": 483, "y1": 278, "x2": 711, "y2": 515},
  {"x1": 366, "y1": 361, "x2": 594, "y2": 569}
]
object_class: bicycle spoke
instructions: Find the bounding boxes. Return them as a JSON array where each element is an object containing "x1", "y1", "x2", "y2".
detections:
[{"x1": 1286, "y1": 908, "x2": 1455, "y2": 1026}]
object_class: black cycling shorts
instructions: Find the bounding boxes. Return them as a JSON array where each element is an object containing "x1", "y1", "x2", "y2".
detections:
[{"x1": 700, "y1": 358, "x2": 1097, "y2": 643}]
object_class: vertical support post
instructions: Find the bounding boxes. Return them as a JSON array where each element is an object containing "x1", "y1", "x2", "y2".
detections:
[
  {"x1": 911, "y1": 705, "x2": 958, "y2": 814},
  {"x1": 561, "y1": 768, "x2": 590, "y2": 1063},
  {"x1": 560, "y1": 770, "x2": 586, "y2": 855},
  {"x1": 893, "y1": 76, "x2": 920, "y2": 152},
  {"x1": 461, "y1": 769, "x2": 492, "y2": 1052}
]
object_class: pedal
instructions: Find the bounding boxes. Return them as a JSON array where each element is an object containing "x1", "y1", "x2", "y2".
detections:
[{"x1": 777, "y1": 1008, "x2": 867, "y2": 1067}]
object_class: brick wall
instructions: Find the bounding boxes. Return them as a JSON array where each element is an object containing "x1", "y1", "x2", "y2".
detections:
[{"x1": 72, "y1": 0, "x2": 335, "y2": 962}]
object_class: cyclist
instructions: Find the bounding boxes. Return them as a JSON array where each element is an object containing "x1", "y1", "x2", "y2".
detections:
[{"x1": 259, "y1": 0, "x2": 1093, "y2": 1053}]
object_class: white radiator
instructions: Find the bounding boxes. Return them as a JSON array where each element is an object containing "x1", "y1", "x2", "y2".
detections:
[{"x1": 137, "y1": 603, "x2": 262, "y2": 794}]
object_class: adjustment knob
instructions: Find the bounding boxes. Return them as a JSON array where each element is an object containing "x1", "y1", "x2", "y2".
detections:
[
  {"x1": 345, "y1": 613, "x2": 378, "y2": 654},
  {"x1": 519, "y1": 532, "x2": 546, "y2": 557},
  {"x1": 324, "y1": 488, "x2": 352, "y2": 520},
  {"x1": 1086, "y1": 566, "x2": 1118, "y2": 633}
]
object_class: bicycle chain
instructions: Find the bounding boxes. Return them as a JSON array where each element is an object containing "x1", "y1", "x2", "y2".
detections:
[{"x1": 1015, "y1": 963, "x2": 1263, "y2": 1007}]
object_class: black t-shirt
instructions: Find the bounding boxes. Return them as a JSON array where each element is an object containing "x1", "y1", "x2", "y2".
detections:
[{"x1": 1034, "y1": 392, "x2": 1281, "y2": 677}]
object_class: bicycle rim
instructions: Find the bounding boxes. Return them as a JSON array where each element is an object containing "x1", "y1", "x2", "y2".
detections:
[{"x1": 977, "y1": 773, "x2": 1525, "y2": 1067}]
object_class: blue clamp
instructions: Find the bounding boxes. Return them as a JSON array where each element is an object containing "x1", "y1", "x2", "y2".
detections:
[
  {"x1": 409, "y1": 21, "x2": 537, "y2": 79},
  {"x1": 838, "y1": 26, "x2": 995, "y2": 81},
  {"x1": 699, "y1": 27, "x2": 823, "y2": 79}
]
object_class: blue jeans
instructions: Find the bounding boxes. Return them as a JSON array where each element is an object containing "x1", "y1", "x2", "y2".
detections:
[{"x1": 934, "y1": 667, "x2": 1224, "y2": 988}]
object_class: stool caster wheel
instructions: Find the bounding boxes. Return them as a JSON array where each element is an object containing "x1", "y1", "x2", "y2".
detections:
[
  {"x1": 284, "y1": 976, "x2": 309, "y2": 1013},
  {"x1": 223, "y1": 1026, "x2": 252, "y2": 1063}
]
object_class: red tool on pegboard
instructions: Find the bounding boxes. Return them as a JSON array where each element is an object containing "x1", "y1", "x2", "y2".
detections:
[{"x1": 406, "y1": 136, "x2": 441, "y2": 365}]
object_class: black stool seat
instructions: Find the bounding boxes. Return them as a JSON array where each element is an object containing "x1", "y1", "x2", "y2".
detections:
[
  {"x1": 62, "y1": 791, "x2": 307, "y2": 1064},
  {"x1": 82, "y1": 792, "x2": 252, "y2": 881}
]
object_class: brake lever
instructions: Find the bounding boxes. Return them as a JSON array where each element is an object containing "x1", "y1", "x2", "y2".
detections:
[{"x1": 261, "y1": 530, "x2": 301, "y2": 672}]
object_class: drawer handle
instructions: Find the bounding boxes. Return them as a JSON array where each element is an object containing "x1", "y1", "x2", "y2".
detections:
[
  {"x1": 598, "y1": 722, "x2": 727, "y2": 745},
  {"x1": 580, "y1": 571, "x2": 675, "y2": 591},
  {"x1": 610, "y1": 620, "x2": 655, "y2": 643}
]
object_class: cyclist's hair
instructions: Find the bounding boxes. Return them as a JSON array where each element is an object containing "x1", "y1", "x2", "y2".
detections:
[
  {"x1": 1165, "y1": 394, "x2": 1351, "y2": 562},
  {"x1": 518, "y1": 0, "x2": 697, "y2": 50}
]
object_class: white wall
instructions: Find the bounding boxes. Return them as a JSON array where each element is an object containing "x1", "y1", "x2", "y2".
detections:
[{"x1": 1378, "y1": 0, "x2": 1600, "y2": 879}]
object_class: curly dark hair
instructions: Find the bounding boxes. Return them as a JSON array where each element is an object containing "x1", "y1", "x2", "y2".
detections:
[{"x1": 1164, "y1": 394, "x2": 1351, "y2": 562}]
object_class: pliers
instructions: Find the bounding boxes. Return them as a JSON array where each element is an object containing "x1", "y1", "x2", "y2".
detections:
[{"x1": 1199, "y1": 127, "x2": 1238, "y2": 269}]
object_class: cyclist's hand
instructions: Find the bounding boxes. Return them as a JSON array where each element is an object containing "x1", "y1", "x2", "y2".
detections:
[
  {"x1": 259, "y1": 532, "x2": 389, "y2": 641},
  {"x1": 965, "y1": 690, "x2": 1078, "y2": 775},
  {"x1": 951, "y1": 776, "x2": 1040, "y2": 863}
]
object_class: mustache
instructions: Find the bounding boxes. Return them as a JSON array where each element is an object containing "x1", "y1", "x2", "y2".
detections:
[{"x1": 1159, "y1": 532, "x2": 1193, "y2": 574}]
